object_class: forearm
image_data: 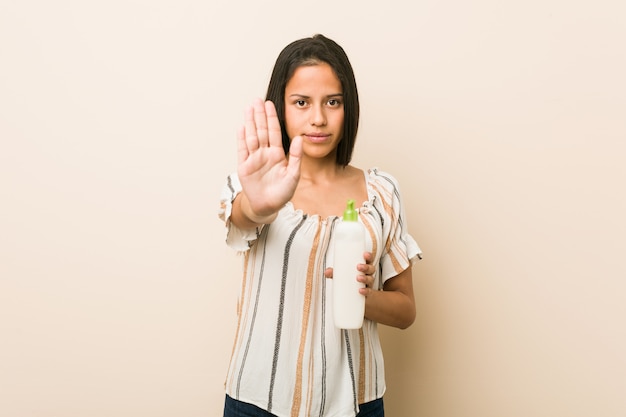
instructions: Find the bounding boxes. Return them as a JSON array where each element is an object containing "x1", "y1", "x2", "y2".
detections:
[
  {"x1": 364, "y1": 289, "x2": 416, "y2": 329},
  {"x1": 230, "y1": 193, "x2": 278, "y2": 229},
  {"x1": 363, "y1": 267, "x2": 416, "y2": 329}
]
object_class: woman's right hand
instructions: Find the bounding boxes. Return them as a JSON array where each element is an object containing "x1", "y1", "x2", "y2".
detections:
[{"x1": 236, "y1": 98, "x2": 302, "y2": 224}]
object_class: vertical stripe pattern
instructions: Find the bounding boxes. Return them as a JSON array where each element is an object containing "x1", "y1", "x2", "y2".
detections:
[
  {"x1": 268, "y1": 215, "x2": 307, "y2": 412},
  {"x1": 218, "y1": 169, "x2": 422, "y2": 416},
  {"x1": 291, "y1": 217, "x2": 321, "y2": 416}
]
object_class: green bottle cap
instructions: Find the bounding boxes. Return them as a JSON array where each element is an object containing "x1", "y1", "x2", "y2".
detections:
[{"x1": 342, "y1": 199, "x2": 358, "y2": 221}]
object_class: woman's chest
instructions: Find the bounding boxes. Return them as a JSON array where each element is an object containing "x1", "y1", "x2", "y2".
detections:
[{"x1": 290, "y1": 179, "x2": 368, "y2": 219}]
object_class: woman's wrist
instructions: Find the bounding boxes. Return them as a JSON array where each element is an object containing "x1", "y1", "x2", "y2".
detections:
[{"x1": 240, "y1": 193, "x2": 278, "y2": 225}]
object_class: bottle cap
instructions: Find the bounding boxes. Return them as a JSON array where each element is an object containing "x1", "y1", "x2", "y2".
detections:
[{"x1": 342, "y1": 199, "x2": 358, "y2": 221}]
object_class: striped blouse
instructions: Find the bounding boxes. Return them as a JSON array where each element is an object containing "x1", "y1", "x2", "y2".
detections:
[{"x1": 218, "y1": 168, "x2": 422, "y2": 417}]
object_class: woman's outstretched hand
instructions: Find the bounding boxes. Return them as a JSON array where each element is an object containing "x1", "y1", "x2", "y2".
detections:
[{"x1": 237, "y1": 99, "x2": 302, "y2": 224}]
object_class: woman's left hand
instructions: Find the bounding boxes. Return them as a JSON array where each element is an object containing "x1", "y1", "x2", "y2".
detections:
[
  {"x1": 324, "y1": 251, "x2": 375, "y2": 296},
  {"x1": 326, "y1": 251, "x2": 416, "y2": 328}
]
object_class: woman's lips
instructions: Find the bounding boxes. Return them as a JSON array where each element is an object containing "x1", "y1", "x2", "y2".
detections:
[{"x1": 305, "y1": 133, "x2": 329, "y2": 143}]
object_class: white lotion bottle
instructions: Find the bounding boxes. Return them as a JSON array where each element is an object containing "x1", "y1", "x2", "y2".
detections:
[{"x1": 333, "y1": 199, "x2": 366, "y2": 329}]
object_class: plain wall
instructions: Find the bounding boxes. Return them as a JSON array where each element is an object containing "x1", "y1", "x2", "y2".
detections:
[{"x1": 1, "y1": 1, "x2": 625, "y2": 416}]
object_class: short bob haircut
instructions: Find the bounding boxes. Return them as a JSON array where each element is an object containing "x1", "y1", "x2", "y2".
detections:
[{"x1": 265, "y1": 34, "x2": 360, "y2": 167}]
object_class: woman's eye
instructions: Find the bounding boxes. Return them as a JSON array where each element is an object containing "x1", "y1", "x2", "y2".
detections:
[
  {"x1": 328, "y1": 99, "x2": 341, "y2": 106},
  {"x1": 295, "y1": 100, "x2": 307, "y2": 107}
]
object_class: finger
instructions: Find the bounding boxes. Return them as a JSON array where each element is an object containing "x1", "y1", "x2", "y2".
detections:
[
  {"x1": 357, "y1": 271, "x2": 374, "y2": 285},
  {"x1": 244, "y1": 104, "x2": 259, "y2": 152},
  {"x1": 237, "y1": 125, "x2": 248, "y2": 166},
  {"x1": 286, "y1": 135, "x2": 302, "y2": 180},
  {"x1": 363, "y1": 251, "x2": 373, "y2": 264},
  {"x1": 265, "y1": 100, "x2": 283, "y2": 149},
  {"x1": 357, "y1": 258, "x2": 375, "y2": 274},
  {"x1": 358, "y1": 276, "x2": 372, "y2": 296},
  {"x1": 324, "y1": 267, "x2": 333, "y2": 279},
  {"x1": 254, "y1": 98, "x2": 269, "y2": 148}
]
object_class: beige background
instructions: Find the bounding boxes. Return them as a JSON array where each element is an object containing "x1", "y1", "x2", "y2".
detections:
[{"x1": 1, "y1": 1, "x2": 625, "y2": 416}]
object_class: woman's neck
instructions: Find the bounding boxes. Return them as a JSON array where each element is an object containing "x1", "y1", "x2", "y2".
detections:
[{"x1": 298, "y1": 157, "x2": 348, "y2": 183}]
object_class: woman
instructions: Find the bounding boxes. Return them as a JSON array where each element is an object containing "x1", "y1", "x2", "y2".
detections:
[{"x1": 219, "y1": 34, "x2": 422, "y2": 417}]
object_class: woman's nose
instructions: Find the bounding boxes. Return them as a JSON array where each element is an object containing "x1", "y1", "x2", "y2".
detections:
[{"x1": 309, "y1": 105, "x2": 327, "y2": 126}]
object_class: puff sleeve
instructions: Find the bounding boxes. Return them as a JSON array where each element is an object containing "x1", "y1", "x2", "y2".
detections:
[
  {"x1": 371, "y1": 169, "x2": 422, "y2": 283},
  {"x1": 218, "y1": 173, "x2": 264, "y2": 251}
]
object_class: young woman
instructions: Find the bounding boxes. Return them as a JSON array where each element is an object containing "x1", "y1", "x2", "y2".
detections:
[{"x1": 219, "y1": 34, "x2": 422, "y2": 417}]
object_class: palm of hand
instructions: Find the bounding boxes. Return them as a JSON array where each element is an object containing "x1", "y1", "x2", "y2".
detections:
[{"x1": 237, "y1": 99, "x2": 302, "y2": 218}]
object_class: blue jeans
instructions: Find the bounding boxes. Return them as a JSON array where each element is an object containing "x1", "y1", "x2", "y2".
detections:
[{"x1": 223, "y1": 395, "x2": 384, "y2": 416}]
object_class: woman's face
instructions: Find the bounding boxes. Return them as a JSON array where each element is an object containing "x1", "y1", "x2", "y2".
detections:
[{"x1": 284, "y1": 62, "x2": 344, "y2": 162}]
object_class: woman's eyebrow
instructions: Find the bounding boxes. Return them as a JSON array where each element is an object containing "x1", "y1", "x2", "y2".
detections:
[{"x1": 288, "y1": 93, "x2": 344, "y2": 98}]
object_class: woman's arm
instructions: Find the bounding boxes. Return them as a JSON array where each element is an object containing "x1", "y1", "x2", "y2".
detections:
[
  {"x1": 361, "y1": 264, "x2": 416, "y2": 330},
  {"x1": 230, "y1": 192, "x2": 279, "y2": 229},
  {"x1": 231, "y1": 98, "x2": 302, "y2": 229},
  {"x1": 326, "y1": 252, "x2": 416, "y2": 330}
]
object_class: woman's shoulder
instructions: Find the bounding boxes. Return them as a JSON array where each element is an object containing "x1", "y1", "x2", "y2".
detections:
[{"x1": 366, "y1": 167, "x2": 402, "y2": 190}]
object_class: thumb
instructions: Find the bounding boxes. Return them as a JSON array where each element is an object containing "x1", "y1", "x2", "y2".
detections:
[{"x1": 287, "y1": 135, "x2": 303, "y2": 179}]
